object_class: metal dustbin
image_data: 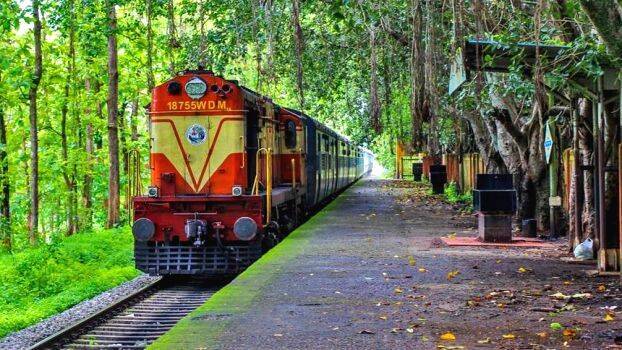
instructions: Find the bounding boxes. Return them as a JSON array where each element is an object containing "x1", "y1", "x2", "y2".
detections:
[
  {"x1": 522, "y1": 219, "x2": 537, "y2": 237},
  {"x1": 412, "y1": 162, "x2": 423, "y2": 181},
  {"x1": 429, "y1": 165, "x2": 447, "y2": 194},
  {"x1": 472, "y1": 174, "x2": 517, "y2": 243}
]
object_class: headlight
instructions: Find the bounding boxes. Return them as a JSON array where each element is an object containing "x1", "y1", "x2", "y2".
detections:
[
  {"x1": 147, "y1": 186, "x2": 159, "y2": 198},
  {"x1": 233, "y1": 217, "x2": 257, "y2": 241},
  {"x1": 232, "y1": 185, "x2": 243, "y2": 196},
  {"x1": 132, "y1": 218, "x2": 155, "y2": 242}
]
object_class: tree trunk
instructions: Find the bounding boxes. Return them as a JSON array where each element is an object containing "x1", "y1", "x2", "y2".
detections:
[
  {"x1": 28, "y1": 0, "x2": 43, "y2": 245},
  {"x1": 424, "y1": 0, "x2": 439, "y2": 156},
  {"x1": 62, "y1": 9, "x2": 78, "y2": 235},
  {"x1": 167, "y1": 0, "x2": 176, "y2": 76},
  {"x1": 130, "y1": 99, "x2": 139, "y2": 142},
  {"x1": 291, "y1": 0, "x2": 305, "y2": 112},
  {"x1": 0, "y1": 107, "x2": 10, "y2": 250},
  {"x1": 578, "y1": 99, "x2": 595, "y2": 239},
  {"x1": 409, "y1": 0, "x2": 425, "y2": 150},
  {"x1": 579, "y1": 0, "x2": 622, "y2": 57},
  {"x1": 369, "y1": 26, "x2": 381, "y2": 133},
  {"x1": 106, "y1": 0, "x2": 121, "y2": 228},
  {"x1": 459, "y1": 109, "x2": 505, "y2": 173},
  {"x1": 82, "y1": 78, "x2": 94, "y2": 230},
  {"x1": 146, "y1": 0, "x2": 155, "y2": 91}
]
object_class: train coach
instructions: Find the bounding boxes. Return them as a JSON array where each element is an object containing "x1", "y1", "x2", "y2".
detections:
[{"x1": 132, "y1": 69, "x2": 373, "y2": 275}]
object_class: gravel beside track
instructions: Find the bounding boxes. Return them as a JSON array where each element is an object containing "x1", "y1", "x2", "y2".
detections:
[{"x1": 0, "y1": 274, "x2": 160, "y2": 350}]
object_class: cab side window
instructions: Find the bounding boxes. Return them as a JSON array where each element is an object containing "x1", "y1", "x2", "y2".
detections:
[{"x1": 285, "y1": 120, "x2": 297, "y2": 149}]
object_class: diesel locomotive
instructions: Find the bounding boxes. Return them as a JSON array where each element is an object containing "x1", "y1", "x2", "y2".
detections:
[{"x1": 132, "y1": 69, "x2": 373, "y2": 275}]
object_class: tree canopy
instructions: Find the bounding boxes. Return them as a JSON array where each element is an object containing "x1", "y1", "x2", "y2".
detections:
[{"x1": 0, "y1": 0, "x2": 619, "y2": 250}]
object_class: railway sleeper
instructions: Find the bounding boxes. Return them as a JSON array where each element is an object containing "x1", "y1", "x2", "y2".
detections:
[
  {"x1": 87, "y1": 329, "x2": 168, "y2": 335},
  {"x1": 71, "y1": 338, "x2": 152, "y2": 345},
  {"x1": 78, "y1": 334, "x2": 161, "y2": 341}
]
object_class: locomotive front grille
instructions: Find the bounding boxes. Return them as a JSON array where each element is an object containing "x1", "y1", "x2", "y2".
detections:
[{"x1": 134, "y1": 242, "x2": 262, "y2": 275}]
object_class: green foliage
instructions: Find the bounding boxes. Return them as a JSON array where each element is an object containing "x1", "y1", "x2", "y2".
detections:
[
  {"x1": 444, "y1": 182, "x2": 472, "y2": 205},
  {"x1": 0, "y1": 228, "x2": 138, "y2": 337}
]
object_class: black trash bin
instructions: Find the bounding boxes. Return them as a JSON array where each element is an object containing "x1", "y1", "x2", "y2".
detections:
[
  {"x1": 429, "y1": 165, "x2": 447, "y2": 194},
  {"x1": 472, "y1": 174, "x2": 516, "y2": 213},
  {"x1": 412, "y1": 162, "x2": 423, "y2": 181}
]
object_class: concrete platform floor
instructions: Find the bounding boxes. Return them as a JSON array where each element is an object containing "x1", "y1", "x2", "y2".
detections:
[{"x1": 150, "y1": 179, "x2": 621, "y2": 350}]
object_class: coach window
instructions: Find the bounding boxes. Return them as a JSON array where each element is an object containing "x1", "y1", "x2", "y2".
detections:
[{"x1": 285, "y1": 120, "x2": 297, "y2": 149}]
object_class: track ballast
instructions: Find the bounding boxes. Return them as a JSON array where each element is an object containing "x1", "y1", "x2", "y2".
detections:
[{"x1": 29, "y1": 278, "x2": 221, "y2": 350}]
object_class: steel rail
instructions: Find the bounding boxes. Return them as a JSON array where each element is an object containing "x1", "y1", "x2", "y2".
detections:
[{"x1": 27, "y1": 277, "x2": 165, "y2": 350}]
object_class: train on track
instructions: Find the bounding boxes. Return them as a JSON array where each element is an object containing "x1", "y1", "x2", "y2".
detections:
[{"x1": 132, "y1": 69, "x2": 373, "y2": 276}]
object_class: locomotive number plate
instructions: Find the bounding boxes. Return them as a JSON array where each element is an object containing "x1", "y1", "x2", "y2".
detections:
[{"x1": 166, "y1": 100, "x2": 228, "y2": 111}]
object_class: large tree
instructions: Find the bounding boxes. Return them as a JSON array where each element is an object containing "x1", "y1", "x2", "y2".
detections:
[
  {"x1": 28, "y1": 0, "x2": 43, "y2": 245},
  {"x1": 106, "y1": 0, "x2": 120, "y2": 228}
]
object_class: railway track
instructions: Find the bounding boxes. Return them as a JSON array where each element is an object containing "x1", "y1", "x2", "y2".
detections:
[{"x1": 29, "y1": 278, "x2": 222, "y2": 350}]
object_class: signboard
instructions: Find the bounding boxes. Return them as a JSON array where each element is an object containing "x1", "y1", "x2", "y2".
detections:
[
  {"x1": 549, "y1": 196, "x2": 562, "y2": 207},
  {"x1": 544, "y1": 123, "x2": 553, "y2": 164},
  {"x1": 448, "y1": 48, "x2": 467, "y2": 95}
]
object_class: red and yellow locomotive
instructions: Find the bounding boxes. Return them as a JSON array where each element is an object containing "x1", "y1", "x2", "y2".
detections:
[{"x1": 132, "y1": 70, "x2": 373, "y2": 275}]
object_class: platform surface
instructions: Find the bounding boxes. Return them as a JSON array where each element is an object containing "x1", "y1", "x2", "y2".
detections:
[{"x1": 150, "y1": 179, "x2": 619, "y2": 350}]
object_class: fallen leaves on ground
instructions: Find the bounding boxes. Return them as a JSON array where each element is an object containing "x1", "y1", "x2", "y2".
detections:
[
  {"x1": 517, "y1": 266, "x2": 532, "y2": 273},
  {"x1": 550, "y1": 322, "x2": 563, "y2": 331},
  {"x1": 502, "y1": 333, "x2": 516, "y2": 340},
  {"x1": 604, "y1": 313, "x2": 615, "y2": 322},
  {"x1": 446, "y1": 270, "x2": 460, "y2": 280},
  {"x1": 394, "y1": 287, "x2": 403, "y2": 294},
  {"x1": 439, "y1": 332, "x2": 456, "y2": 341},
  {"x1": 562, "y1": 328, "x2": 577, "y2": 338},
  {"x1": 408, "y1": 256, "x2": 416, "y2": 266},
  {"x1": 477, "y1": 338, "x2": 491, "y2": 344},
  {"x1": 419, "y1": 267, "x2": 427, "y2": 273},
  {"x1": 549, "y1": 292, "x2": 592, "y2": 301}
]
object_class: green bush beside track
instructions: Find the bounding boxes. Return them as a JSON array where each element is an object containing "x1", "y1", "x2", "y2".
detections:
[{"x1": 0, "y1": 228, "x2": 138, "y2": 338}]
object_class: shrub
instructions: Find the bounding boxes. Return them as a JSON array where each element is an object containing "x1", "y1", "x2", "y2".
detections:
[{"x1": 0, "y1": 228, "x2": 139, "y2": 338}]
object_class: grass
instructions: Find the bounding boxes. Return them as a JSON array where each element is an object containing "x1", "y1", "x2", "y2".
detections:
[{"x1": 0, "y1": 228, "x2": 139, "y2": 338}]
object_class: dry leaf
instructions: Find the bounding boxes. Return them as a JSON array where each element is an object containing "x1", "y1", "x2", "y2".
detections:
[
  {"x1": 604, "y1": 313, "x2": 615, "y2": 322},
  {"x1": 419, "y1": 268, "x2": 427, "y2": 273},
  {"x1": 446, "y1": 270, "x2": 460, "y2": 280},
  {"x1": 440, "y1": 332, "x2": 456, "y2": 341},
  {"x1": 562, "y1": 328, "x2": 577, "y2": 338},
  {"x1": 517, "y1": 267, "x2": 531, "y2": 273},
  {"x1": 502, "y1": 334, "x2": 515, "y2": 339},
  {"x1": 408, "y1": 256, "x2": 417, "y2": 266},
  {"x1": 379, "y1": 316, "x2": 388, "y2": 320},
  {"x1": 394, "y1": 287, "x2": 404, "y2": 294},
  {"x1": 536, "y1": 332, "x2": 548, "y2": 338},
  {"x1": 477, "y1": 338, "x2": 491, "y2": 344},
  {"x1": 597, "y1": 285, "x2": 606, "y2": 293}
]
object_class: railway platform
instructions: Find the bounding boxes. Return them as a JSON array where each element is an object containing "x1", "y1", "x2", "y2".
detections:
[{"x1": 150, "y1": 178, "x2": 621, "y2": 350}]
